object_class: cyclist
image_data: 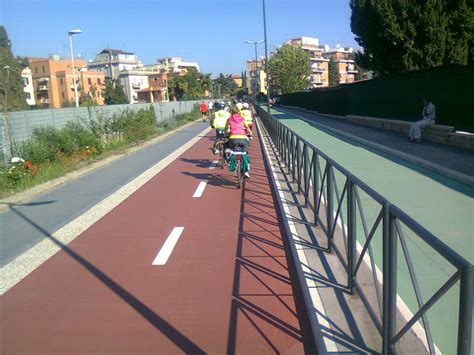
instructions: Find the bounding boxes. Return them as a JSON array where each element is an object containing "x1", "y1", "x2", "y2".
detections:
[
  {"x1": 200, "y1": 101, "x2": 208, "y2": 122},
  {"x1": 224, "y1": 105, "x2": 252, "y2": 178},
  {"x1": 208, "y1": 100, "x2": 214, "y2": 120},
  {"x1": 240, "y1": 103, "x2": 254, "y2": 132},
  {"x1": 210, "y1": 102, "x2": 230, "y2": 154}
]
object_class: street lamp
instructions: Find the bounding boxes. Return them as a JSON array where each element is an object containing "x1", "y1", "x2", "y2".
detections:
[
  {"x1": 68, "y1": 28, "x2": 82, "y2": 108},
  {"x1": 1, "y1": 65, "x2": 13, "y2": 161},
  {"x1": 262, "y1": 0, "x2": 271, "y2": 112},
  {"x1": 244, "y1": 40, "x2": 264, "y2": 100}
]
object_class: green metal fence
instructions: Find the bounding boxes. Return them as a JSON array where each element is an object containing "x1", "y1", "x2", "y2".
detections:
[{"x1": 280, "y1": 65, "x2": 474, "y2": 132}]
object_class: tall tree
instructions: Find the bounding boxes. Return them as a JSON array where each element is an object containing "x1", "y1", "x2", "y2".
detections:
[
  {"x1": 350, "y1": 0, "x2": 474, "y2": 75},
  {"x1": 268, "y1": 44, "x2": 311, "y2": 94},
  {"x1": 212, "y1": 73, "x2": 238, "y2": 97},
  {"x1": 328, "y1": 59, "x2": 341, "y2": 86},
  {"x1": 103, "y1": 80, "x2": 127, "y2": 105},
  {"x1": 0, "y1": 26, "x2": 27, "y2": 111},
  {"x1": 167, "y1": 68, "x2": 209, "y2": 100},
  {"x1": 242, "y1": 71, "x2": 247, "y2": 89}
]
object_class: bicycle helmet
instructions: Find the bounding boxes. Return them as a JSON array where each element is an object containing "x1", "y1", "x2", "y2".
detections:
[{"x1": 218, "y1": 103, "x2": 225, "y2": 110}]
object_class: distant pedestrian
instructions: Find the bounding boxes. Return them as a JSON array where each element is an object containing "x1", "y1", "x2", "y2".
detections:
[
  {"x1": 408, "y1": 98, "x2": 436, "y2": 143},
  {"x1": 200, "y1": 101, "x2": 208, "y2": 122}
]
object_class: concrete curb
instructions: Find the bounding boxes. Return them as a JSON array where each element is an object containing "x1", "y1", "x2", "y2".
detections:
[
  {"x1": 278, "y1": 106, "x2": 474, "y2": 187},
  {"x1": 0, "y1": 119, "x2": 204, "y2": 212}
]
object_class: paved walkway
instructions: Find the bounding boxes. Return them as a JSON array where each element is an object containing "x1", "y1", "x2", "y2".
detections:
[
  {"x1": 267, "y1": 106, "x2": 474, "y2": 354},
  {"x1": 0, "y1": 125, "x2": 314, "y2": 353},
  {"x1": 279, "y1": 106, "x2": 474, "y2": 179}
]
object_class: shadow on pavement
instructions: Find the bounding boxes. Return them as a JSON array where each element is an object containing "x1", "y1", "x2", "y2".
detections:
[{"x1": 6, "y1": 205, "x2": 206, "y2": 355}]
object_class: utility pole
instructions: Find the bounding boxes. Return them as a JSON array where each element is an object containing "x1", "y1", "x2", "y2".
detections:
[{"x1": 262, "y1": 0, "x2": 271, "y2": 112}]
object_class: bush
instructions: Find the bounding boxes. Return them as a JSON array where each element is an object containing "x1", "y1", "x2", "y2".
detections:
[{"x1": 17, "y1": 122, "x2": 100, "y2": 164}]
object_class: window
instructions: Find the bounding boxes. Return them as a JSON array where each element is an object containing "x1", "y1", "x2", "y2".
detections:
[
  {"x1": 23, "y1": 77, "x2": 29, "y2": 85},
  {"x1": 42, "y1": 66, "x2": 45, "y2": 73},
  {"x1": 25, "y1": 93, "x2": 31, "y2": 100},
  {"x1": 60, "y1": 78, "x2": 63, "y2": 85},
  {"x1": 35, "y1": 67, "x2": 38, "y2": 74},
  {"x1": 97, "y1": 78, "x2": 101, "y2": 85},
  {"x1": 88, "y1": 78, "x2": 92, "y2": 85},
  {"x1": 62, "y1": 92, "x2": 65, "y2": 99}
]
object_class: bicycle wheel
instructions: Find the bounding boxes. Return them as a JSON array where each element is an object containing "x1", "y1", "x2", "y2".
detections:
[
  {"x1": 220, "y1": 145, "x2": 225, "y2": 169},
  {"x1": 236, "y1": 160, "x2": 242, "y2": 189}
]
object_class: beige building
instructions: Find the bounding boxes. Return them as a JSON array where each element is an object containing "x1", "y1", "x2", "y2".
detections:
[
  {"x1": 246, "y1": 59, "x2": 266, "y2": 95},
  {"x1": 136, "y1": 73, "x2": 168, "y2": 103},
  {"x1": 324, "y1": 46, "x2": 358, "y2": 84},
  {"x1": 29, "y1": 56, "x2": 105, "y2": 108},
  {"x1": 288, "y1": 36, "x2": 329, "y2": 88},
  {"x1": 230, "y1": 74, "x2": 242, "y2": 88}
]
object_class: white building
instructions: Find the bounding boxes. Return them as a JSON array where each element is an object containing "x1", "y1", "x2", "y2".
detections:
[
  {"x1": 155, "y1": 57, "x2": 200, "y2": 75},
  {"x1": 21, "y1": 67, "x2": 36, "y2": 106},
  {"x1": 118, "y1": 70, "x2": 155, "y2": 104},
  {"x1": 88, "y1": 49, "x2": 141, "y2": 81}
]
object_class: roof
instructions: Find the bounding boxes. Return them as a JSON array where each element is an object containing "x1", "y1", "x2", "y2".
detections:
[{"x1": 100, "y1": 49, "x2": 135, "y2": 55}]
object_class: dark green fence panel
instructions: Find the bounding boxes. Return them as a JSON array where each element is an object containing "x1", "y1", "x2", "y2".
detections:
[{"x1": 280, "y1": 66, "x2": 474, "y2": 132}]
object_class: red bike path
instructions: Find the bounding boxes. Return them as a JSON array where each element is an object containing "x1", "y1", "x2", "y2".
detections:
[{"x1": 0, "y1": 128, "x2": 314, "y2": 354}]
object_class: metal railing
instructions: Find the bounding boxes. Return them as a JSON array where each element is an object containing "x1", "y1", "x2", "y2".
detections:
[{"x1": 255, "y1": 105, "x2": 473, "y2": 354}]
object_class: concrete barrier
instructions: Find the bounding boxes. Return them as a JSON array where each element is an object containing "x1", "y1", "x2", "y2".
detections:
[{"x1": 281, "y1": 106, "x2": 473, "y2": 151}]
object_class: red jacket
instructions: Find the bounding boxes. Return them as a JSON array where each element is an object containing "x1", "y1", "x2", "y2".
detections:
[{"x1": 200, "y1": 103, "x2": 208, "y2": 112}]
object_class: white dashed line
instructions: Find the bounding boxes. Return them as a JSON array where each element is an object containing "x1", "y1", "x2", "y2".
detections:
[
  {"x1": 192, "y1": 181, "x2": 207, "y2": 198},
  {"x1": 152, "y1": 227, "x2": 185, "y2": 266}
]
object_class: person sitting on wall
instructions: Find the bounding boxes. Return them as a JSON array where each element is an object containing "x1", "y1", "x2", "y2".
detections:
[{"x1": 408, "y1": 98, "x2": 436, "y2": 143}]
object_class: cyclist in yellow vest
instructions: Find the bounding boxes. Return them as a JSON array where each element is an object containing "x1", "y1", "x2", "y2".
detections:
[
  {"x1": 240, "y1": 103, "x2": 254, "y2": 132},
  {"x1": 210, "y1": 102, "x2": 231, "y2": 154}
]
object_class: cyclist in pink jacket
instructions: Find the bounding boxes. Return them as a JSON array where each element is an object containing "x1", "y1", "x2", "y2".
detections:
[{"x1": 224, "y1": 105, "x2": 252, "y2": 178}]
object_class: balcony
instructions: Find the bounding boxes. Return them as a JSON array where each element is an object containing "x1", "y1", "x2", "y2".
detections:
[
  {"x1": 346, "y1": 65, "x2": 358, "y2": 74},
  {"x1": 38, "y1": 85, "x2": 49, "y2": 91},
  {"x1": 312, "y1": 66, "x2": 324, "y2": 73},
  {"x1": 132, "y1": 84, "x2": 141, "y2": 89},
  {"x1": 38, "y1": 77, "x2": 49, "y2": 84},
  {"x1": 39, "y1": 98, "x2": 50, "y2": 104}
]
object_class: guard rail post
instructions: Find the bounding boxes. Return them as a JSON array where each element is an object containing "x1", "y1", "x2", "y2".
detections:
[
  {"x1": 382, "y1": 202, "x2": 397, "y2": 354},
  {"x1": 326, "y1": 162, "x2": 333, "y2": 252},
  {"x1": 458, "y1": 265, "x2": 473, "y2": 354},
  {"x1": 347, "y1": 175, "x2": 356, "y2": 293}
]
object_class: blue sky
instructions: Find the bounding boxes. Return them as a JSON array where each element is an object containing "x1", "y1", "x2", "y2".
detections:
[{"x1": 2, "y1": 0, "x2": 358, "y2": 75}]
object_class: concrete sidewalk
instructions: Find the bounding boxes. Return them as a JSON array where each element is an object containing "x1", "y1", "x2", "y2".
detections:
[{"x1": 278, "y1": 106, "x2": 473, "y2": 183}]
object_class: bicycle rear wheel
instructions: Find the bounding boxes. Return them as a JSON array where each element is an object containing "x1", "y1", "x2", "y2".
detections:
[
  {"x1": 220, "y1": 146, "x2": 225, "y2": 169},
  {"x1": 236, "y1": 160, "x2": 242, "y2": 189}
]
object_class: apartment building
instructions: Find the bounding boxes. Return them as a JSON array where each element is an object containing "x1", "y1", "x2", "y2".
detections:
[
  {"x1": 246, "y1": 59, "x2": 266, "y2": 95},
  {"x1": 88, "y1": 49, "x2": 141, "y2": 80},
  {"x1": 288, "y1": 36, "x2": 329, "y2": 88},
  {"x1": 136, "y1": 73, "x2": 168, "y2": 103},
  {"x1": 21, "y1": 67, "x2": 35, "y2": 106},
  {"x1": 29, "y1": 56, "x2": 105, "y2": 108},
  {"x1": 154, "y1": 57, "x2": 200, "y2": 75},
  {"x1": 324, "y1": 46, "x2": 358, "y2": 84}
]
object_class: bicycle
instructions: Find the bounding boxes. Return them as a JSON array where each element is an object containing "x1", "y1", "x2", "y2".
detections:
[
  {"x1": 214, "y1": 138, "x2": 227, "y2": 169},
  {"x1": 228, "y1": 144, "x2": 247, "y2": 189}
]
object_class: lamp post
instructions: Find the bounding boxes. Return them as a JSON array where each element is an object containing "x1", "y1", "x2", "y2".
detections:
[
  {"x1": 68, "y1": 29, "x2": 82, "y2": 108},
  {"x1": 244, "y1": 40, "x2": 264, "y2": 101},
  {"x1": 262, "y1": 0, "x2": 271, "y2": 112},
  {"x1": 1, "y1": 65, "x2": 13, "y2": 161}
]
